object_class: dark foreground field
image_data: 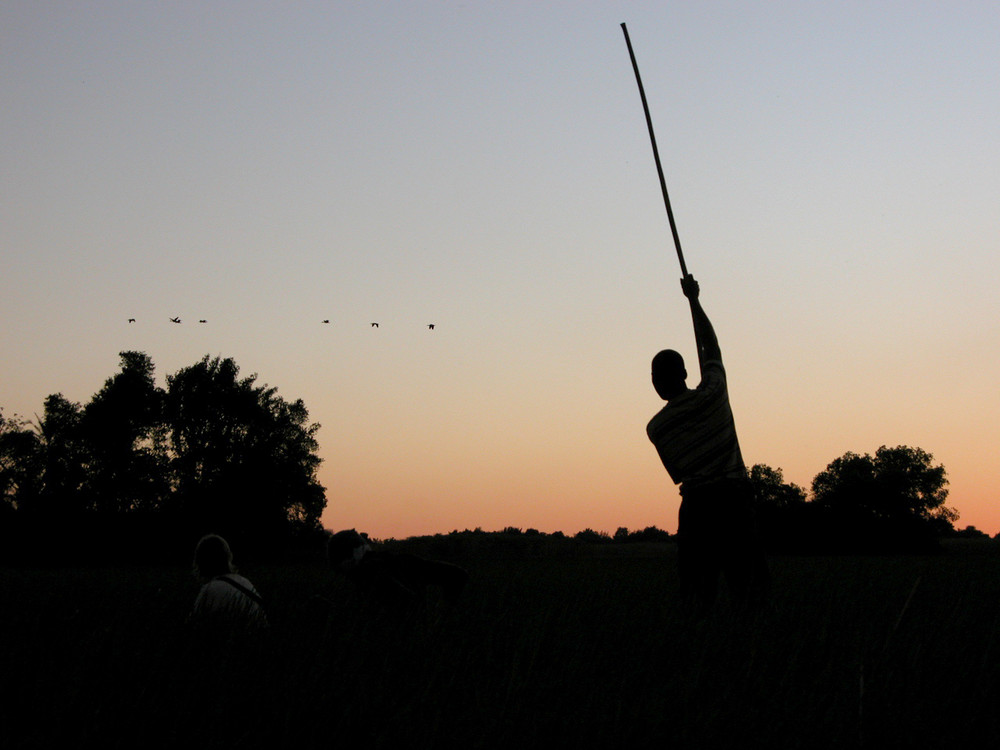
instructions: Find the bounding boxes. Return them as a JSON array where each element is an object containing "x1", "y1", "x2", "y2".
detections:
[{"x1": 3, "y1": 540, "x2": 1000, "y2": 749}]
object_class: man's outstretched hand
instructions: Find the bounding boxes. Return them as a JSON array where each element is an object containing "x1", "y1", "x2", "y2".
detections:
[{"x1": 681, "y1": 275, "x2": 700, "y2": 300}]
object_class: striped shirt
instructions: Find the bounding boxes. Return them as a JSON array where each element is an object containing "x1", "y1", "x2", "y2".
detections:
[{"x1": 646, "y1": 360, "x2": 746, "y2": 489}]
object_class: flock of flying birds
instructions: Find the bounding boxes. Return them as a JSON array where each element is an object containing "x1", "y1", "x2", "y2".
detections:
[{"x1": 126, "y1": 318, "x2": 435, "y2": 330}]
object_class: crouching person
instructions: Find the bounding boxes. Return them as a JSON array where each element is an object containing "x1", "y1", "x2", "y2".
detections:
[{"x1": 327, "y1": 529, "x2": 468, "y2": 606}]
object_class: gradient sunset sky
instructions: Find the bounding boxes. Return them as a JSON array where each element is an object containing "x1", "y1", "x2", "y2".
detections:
[{"x1": 2, "y1": 2, "x2": 997, "y2": 539}]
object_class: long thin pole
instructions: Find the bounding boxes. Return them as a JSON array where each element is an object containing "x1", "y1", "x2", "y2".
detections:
[{"x1": 620, "y1": 22, "x2": 689, "y2": 278}]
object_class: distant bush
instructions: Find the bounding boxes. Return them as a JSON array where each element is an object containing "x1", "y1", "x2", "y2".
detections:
[
  {"x1": 627, "y1": 526, "x2": 674, "y2": 543},
  {"x1": 378, "y1": 526, "x2": 675, "y2": 562},
  {"x1": 574, "y1": 528, "x2": 611, "y2": 544},
  {"x1": 953, "y1": 525, "x2": 989, "y2": 539}
]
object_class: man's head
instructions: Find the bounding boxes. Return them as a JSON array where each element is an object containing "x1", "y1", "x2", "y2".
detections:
[{"x1": 651, "y1": 349, "x2": 687, "y2": 400}]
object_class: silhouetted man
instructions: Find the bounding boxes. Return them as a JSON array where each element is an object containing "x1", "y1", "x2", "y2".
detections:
[{"x1": 647, "y1": 275, "x2": 768, "y2": 615}]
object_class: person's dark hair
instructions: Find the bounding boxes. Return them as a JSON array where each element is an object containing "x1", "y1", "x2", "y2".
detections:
[{"x1": 193, "y1": 534, "x2": 236, "y2": 579}]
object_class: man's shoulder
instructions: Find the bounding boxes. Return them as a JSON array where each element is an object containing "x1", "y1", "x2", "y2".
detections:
[
  {"x1": 647, "y1": 394, "x2": 692, "y2": 437},
  {"x1": 647, "y1": 403, "x2": 670, "y2": 436}
]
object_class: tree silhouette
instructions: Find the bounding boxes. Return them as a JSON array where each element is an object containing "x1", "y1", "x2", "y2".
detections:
[
  {"x1": 33, "y1": 394, "x2": 90, "y2": 515},
  {"x1": 1, "y1": 352, "x2": 326, "y2": 561},
  {"x1": 811, "y1": 445, "x2": 956, "y2": 547},
  {"x1": 82, "y1": 352, "x2": 169, "y2": 513},
  {"x1": 749, "y1": 463, "x2": 806, "y2": 510},
  {"x1": 627, "y1": 526, "x2": 673, "y2": 543},
  {"x1": 749, "y1": 463, "x2": 816, "y2": 552},
  {"x1": 165, "y1": 354, "x2": 325, "y2": 541},
  {"x1": 574, "y1": 528, "x2": 611, "y2": 543},
  {"x1": 0, "y1": 410, "x2": 42, "y2": 512}
]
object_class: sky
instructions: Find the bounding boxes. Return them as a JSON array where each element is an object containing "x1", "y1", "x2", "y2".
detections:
[{"x1": 2, "y1": 2, "x2": 998, "y2": 539}]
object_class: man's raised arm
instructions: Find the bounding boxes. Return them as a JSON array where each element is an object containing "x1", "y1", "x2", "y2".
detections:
[{"x1": 681, "y1": 275, "x2": 722, "y2": 375}]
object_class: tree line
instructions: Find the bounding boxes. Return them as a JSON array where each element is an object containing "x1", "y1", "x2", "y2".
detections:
[
  {"x1": 0, "y1": 351, "x2": 326, "y2": 563},
  {"x1": 473, "y1": 449, "x2": 960, "y2": 553},
  {"x1": 748, "y1": 448, "x2": 959, "y2": 552},
  {"x1": 0, "y1": 350, "x2": 963, "y2": 560}
]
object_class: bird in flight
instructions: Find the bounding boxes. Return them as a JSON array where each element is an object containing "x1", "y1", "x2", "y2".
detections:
[
  {"x1": 199, "y1": 319, "x2": 207, "y2": 323},
  {"x1": 322, "y1": 319, "x2": 330, "y2": 324},
  {"x1": 371, "y1": 322, "x2": 379, "y2": 328},
  {"x1": 128, "y1": 318, "x2": 135, "y2": 323},
  {"x1": 170, "y1": 317, "x2": 181, "y2": 324},
  {"x1": 427, "y1": 324, "x2": 435, "y2": 330}
]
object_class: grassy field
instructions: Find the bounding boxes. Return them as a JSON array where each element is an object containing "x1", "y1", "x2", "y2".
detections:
[{"x1": 3, "y1": 540, "x2": 1000, "y2": 748}]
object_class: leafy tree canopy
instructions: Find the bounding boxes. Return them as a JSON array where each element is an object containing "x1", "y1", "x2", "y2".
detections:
[
  {"x1": 749, "y1": 464, "x2": 806, "y2": 509},
  {"x1": 165, "y1": 354, "x2": 325, "y2": 537},
  {"x1": 83, "y1": 351, "x2": 169, "y2": 514},
  {"x1": 811, "y1": 445, "x2": 956, "y2": 530},
  {"x1": 0, "y1": 352, "x2": 327, "y2": 544}
]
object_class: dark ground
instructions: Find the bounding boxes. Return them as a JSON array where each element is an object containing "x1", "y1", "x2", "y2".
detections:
[{"x1": 2, "y1": 539, "x2": 1000, "y2": 748}]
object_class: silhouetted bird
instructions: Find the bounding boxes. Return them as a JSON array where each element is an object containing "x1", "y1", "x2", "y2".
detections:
[
  {"x1": 371, "y1": 323, "x2": 379, "y2": 328},
  {"x1": 322, "y1": 319, "x2": 330, "y2": 324},
  {"x1": 199, "y1": 319, "x2": 207, "y2": 323},
  {"x1": 428, "y1": 324, "x2": 435, "y2": 330},
  {"x1": 170, "y1": 317, "x2": 181, "y2": 324},
  {"x1": 128, "y1": 318, "x2": 135, "y2": 323}
]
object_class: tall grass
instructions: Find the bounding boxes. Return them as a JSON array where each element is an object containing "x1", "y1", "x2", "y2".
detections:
[{"x1": 2, "y1": 541, "x2": 999, "y2": 748}]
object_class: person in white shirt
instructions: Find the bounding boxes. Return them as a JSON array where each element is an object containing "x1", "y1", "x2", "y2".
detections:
[{"x1": 190, "y1": 534, "x2": 267, "y2": 631}]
